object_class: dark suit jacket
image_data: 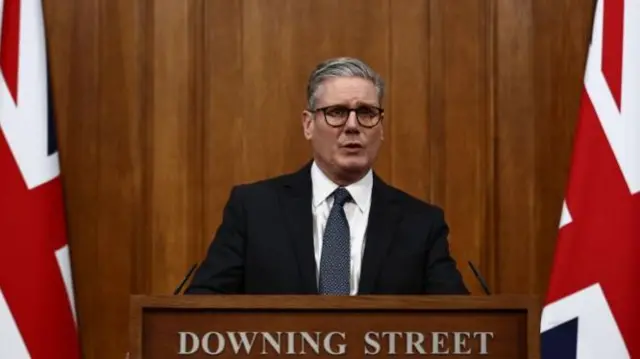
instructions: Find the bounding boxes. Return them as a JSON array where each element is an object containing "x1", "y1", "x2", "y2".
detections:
[{"x1": 185, "y1": 162, "x2": 469, "y2": 295}]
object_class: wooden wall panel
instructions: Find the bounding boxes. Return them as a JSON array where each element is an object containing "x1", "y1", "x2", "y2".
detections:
[
  {"x1": 427, "y1": 0, "x2": 493, "y2": 294},
  {"x1": 146, "y1": 0, "x2": 204, "y2": 294},
  {"x1": 202, "y1": 0, "x2": 245, "y2": 260},
  {"x1": 39, "y1": 0, "x2": 595, "y2": 358},
  {"x1": 495, "y1": 0, "x2": 538, "y2": 294},
  {"x1": 388, "y1": 0, "x2": 430, "y2": 200},
  {"x1": 94, "y1": 0, "x2": 145, "y2": 355}
]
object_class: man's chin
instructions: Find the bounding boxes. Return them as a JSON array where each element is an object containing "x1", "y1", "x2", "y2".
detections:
[{"x1": 335, "y1": 157, "x2": 369, "y2": 174}]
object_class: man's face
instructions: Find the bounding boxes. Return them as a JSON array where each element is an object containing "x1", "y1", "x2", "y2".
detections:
[{"x1": 302, "y1": 77, "x2": 384, "y2": 182}]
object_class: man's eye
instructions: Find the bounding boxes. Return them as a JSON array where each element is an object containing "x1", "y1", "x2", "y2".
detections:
[
  {"x1": 358, "y1": 107, "x2": 379, "y2": 117},
  {"x1": 327, "y1": 108, "x2": 348, "y2": 116}
]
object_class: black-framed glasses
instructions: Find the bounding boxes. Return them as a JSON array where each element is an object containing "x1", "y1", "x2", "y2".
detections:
[{"x1": 310, "y1": 105, "x2": 384, "y2": 128}]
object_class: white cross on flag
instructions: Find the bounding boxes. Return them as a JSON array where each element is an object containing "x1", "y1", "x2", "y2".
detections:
[
  {"x1": 541, "y1": 0, "x2": 640, "y2": 357},
  {"x1": 0, "y1": 0, "x2": 81, "y2": 358}
]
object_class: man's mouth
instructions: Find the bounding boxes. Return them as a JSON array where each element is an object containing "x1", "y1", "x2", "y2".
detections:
[{"x1": 342, "y1": 143, "x2": 363, "y2": 149}]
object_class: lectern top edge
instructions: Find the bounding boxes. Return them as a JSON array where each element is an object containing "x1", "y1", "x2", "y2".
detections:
[{"x1": 131, "y1": 294, "x2": 539, "y2": 311}]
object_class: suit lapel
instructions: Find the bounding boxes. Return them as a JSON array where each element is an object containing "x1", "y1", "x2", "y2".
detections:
[
  {"x1": 358, "y1": 175, "x2": 401, "y2": 294},
  {"x1": 281, "y1": 162, "x2": 318, "y2": 294}
]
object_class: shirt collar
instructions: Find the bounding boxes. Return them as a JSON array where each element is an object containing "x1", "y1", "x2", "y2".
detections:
[{"x1": 311, "y1": 161, "x2": 373, "y2": 212}]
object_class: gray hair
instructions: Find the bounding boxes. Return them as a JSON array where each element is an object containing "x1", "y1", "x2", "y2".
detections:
[{"x1": 306, "y1": 57, "x2": 385, "y2": 110}]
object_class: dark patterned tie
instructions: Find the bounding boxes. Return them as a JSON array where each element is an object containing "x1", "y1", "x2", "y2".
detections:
[{"x1": 318, "y1": 187, "x2": 352, "y2": 295}]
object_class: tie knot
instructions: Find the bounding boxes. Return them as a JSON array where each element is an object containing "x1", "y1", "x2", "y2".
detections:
[{"x1": 332, "y1": 187, "x2": 352, "y2": 207}]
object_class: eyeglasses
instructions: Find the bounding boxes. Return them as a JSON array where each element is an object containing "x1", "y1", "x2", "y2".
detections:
[{"x1": 310, "y1": 105, "x2": 384, "y2": 128}]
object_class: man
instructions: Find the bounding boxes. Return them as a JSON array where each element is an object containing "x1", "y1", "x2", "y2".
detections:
[{"x1": 186, "y1": 57, "x2": 469, "y2": 295}]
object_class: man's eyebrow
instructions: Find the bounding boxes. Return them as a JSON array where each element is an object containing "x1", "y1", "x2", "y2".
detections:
[{"x1": 353, "y1": 101, "x2": 379, "y2": 107}]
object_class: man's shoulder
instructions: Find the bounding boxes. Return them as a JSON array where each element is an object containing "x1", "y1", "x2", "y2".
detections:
[
  {"x1": 381, "y1": 180, "x2": 444, "y2": 219},
  {"x1": 228, "y1": 166, "x2": 307, "y2": 198}
]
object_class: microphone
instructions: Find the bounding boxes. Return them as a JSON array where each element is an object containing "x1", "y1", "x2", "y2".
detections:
[
  {"x1": 467, "y1": 261, "x2": 492, "y2": 295},
  {"x1": 173, "y1": 263, "x2": 198, "y2": 295}
]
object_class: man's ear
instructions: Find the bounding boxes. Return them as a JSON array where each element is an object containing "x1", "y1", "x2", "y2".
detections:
[{"x1": 302, "y1": 110, "x2": 314, "y2": 140}]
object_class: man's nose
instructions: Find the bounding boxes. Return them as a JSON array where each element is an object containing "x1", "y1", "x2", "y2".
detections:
[{"x1": 344, "y1": 111, "x2": 359, "y2": 130}]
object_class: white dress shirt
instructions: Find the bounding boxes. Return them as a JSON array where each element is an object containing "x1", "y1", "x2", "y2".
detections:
[{"x1": 311, "y1": 161, "x2": 373, "y2": 295}]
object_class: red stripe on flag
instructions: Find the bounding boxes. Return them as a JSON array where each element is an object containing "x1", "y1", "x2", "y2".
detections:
[
  {"x1": 0, "y1": 0, "x2": 20, "y2": 104},
  {"x1": 0, "y1": 133, "x2": 80, "y2": 358},
  {"x1": 602, "y1": 0, "x2": 624, "y2": 110}
]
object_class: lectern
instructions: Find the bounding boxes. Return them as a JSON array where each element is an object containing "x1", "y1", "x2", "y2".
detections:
[{"x1": 129, "y1": 295, "x2": 540, "y2": 358}]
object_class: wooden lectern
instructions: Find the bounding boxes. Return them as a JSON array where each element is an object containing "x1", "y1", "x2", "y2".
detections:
[{"x1": 130, "y1": 295, "x2": 540, "y2": 358}]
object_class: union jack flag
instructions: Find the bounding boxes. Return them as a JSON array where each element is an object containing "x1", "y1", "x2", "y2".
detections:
[
  {"x1": 541, "y1": 0, "x2": 640, "y2": 357},
  {"x1": 0, "y1": 0, "x2": 81, "y2": 357}
]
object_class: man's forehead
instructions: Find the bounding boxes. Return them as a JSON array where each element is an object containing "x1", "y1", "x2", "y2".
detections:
[
  {"x1": 316, "y1": 77, "x2": 378, "y2": 101},
  {"x1": 320, "y1": 76, "x2": 375, "y2": 89}
]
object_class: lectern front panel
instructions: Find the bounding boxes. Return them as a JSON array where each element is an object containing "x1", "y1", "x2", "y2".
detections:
[{"x1": 130, "y1": 295, "x2": 539, "y2": 359}]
